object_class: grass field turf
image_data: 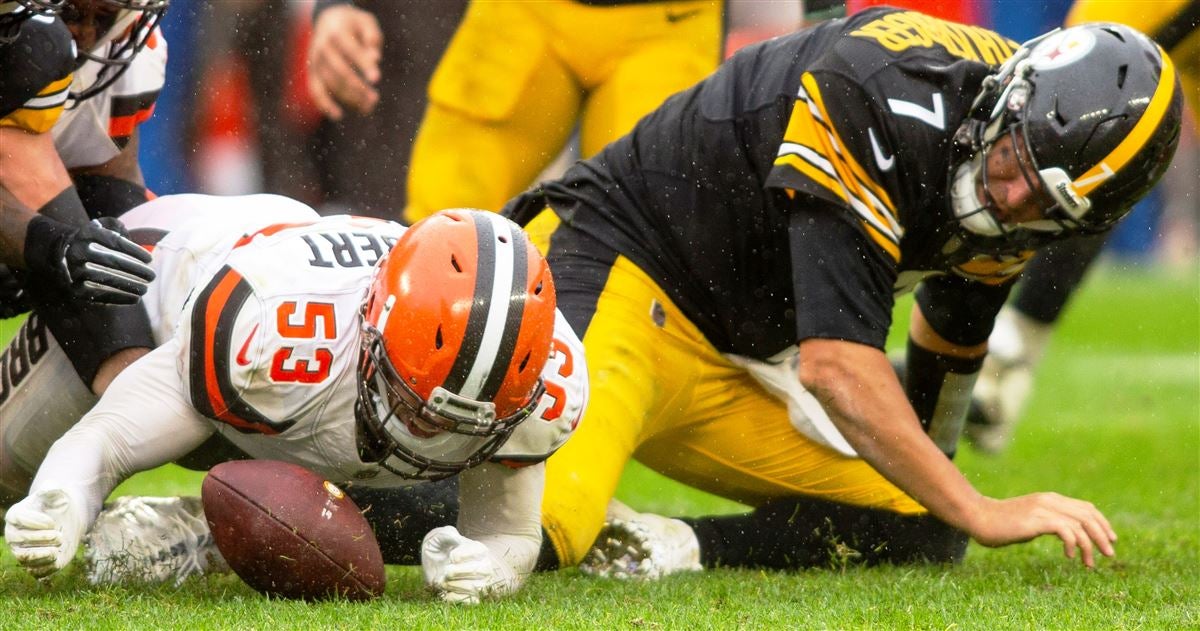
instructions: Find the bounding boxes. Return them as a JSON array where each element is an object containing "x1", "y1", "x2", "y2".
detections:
[{"x1": 1, "y1": 264, "x2": 1196, "y2": 628}]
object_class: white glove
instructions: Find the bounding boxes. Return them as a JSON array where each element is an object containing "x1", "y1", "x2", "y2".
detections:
[
  {"x1": 421, "y1": 526, "x2": 519, "y2": 604},
  {"x1": 5, "y1": 488, "x2": 88, "y2": 579}
]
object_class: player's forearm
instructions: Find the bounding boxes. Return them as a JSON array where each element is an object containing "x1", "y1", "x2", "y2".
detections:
[
  {"x1": 457, "y1": 462, "x2": 544, "y2": 581},
  {"x1": 29, "y1": 342, "x2": 213, "y2": 522},
  {"x1": 798, "y1": 338, "x2": 985, "y2": 533},
  {"x1": 0, "y1": 127, "x2": 75, "y2": 212}
]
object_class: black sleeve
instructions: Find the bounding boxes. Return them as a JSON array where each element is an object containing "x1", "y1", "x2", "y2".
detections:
[
  {"x1": 915, "y1": 274, "x2": 1013, "y2": 347},
  {"x1": 0, "y1": 16, "x2": 75, "y2": 119},
  {"x1": 788, "y1": 200, "x2": 897, "y2": 349},
  {"x1": 312, "y1": 0, "x2": 354, "y2": 21},
  {"x1": 73, "y1": 174, "x2": 151, "y2": 219}
]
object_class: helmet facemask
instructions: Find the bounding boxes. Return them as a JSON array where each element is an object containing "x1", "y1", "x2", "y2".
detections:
[
  {"x1": 353, "y1": 210, "x2": 556, "y2": 481},
  {"x1": 61, "y1": 0, "x2": 168, "y2": 102},
  {"x1": 949, "y1": 45, "x2": 1101, "y2": 256},
  {"x1": 355, "y1": 324, "x2": 543, "y2": 481}
]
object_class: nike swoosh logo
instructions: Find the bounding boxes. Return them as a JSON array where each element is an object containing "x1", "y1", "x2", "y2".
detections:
[
  {"x1": 666, "y1": 9, "x2": 700, "y2": 23},
  {"x1": 236, "y1": 323, "x2": 259, "y2": 367},
  {"x1": 868, "y1": 128, "x2": 895, "y2": 172}
]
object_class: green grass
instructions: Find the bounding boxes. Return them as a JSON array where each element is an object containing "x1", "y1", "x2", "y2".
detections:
[{"x1": 2, "y1": 264, "x2": 1197, "y2": 629}]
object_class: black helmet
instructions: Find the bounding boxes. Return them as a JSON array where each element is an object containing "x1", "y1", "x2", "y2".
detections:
[
  {"x1": 61, "y1": 0, "x2": 169, "y2": 102},
  {"x1": 0, "y1": 0, "x2": 66, "y2": 42},
  {"x1": 948, "y1": 22, "x2": 1183, "y2": 256}
]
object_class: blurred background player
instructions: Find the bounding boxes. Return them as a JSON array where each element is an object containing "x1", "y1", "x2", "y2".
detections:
[
  {"x1": 401, "y1": 0, "x2": 729, "y2": 228},
  {"x1": 0, "y1": 0, "x2": 168, "y2": 505},
  {"x1": 966, "y1": 0, "x2": 1199, "y2": 453},
  {"x1": 3, "y1": 202, "x2": 586, "y2": 605}
]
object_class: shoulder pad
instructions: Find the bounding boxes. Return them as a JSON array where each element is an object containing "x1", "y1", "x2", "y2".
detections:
[{"x1": 493, "y1": 310, "x2": 588, "y2": 467}]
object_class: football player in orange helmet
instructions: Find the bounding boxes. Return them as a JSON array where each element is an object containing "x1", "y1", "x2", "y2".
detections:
[{"x1": 4, "y1": 202, "x2": 587, "y2": 605}]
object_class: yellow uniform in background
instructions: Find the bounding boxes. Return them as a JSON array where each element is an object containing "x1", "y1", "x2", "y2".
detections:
[
  {"x1": 1067, "y1": 0, "x2": 1197, "y2": 123},
  {"x1": 404, "y1": 0, "x2": 725, "y2": 224}
]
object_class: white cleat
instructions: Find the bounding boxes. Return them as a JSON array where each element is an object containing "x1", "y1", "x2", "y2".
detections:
[
  {"x1": 579, "y1": 499, "x2": 701, "y2": 580},
  {"x1": 84, "y1": 496, "x2": 228, "y2": 587},
  {"x1": 966, "y1": 353, "x2": 1034, "y2": 454},
  {"x1": 966, "y1": 306, "x2": 1051, "y2": 454}
]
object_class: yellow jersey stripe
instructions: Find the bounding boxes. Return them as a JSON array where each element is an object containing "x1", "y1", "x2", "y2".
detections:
[
  {"x1": 1073, "y1": 47, "x2": 1177, "y2": 196},
  {"x1": 39, "y1": 75, "x2": 74, "y2": 98},
  {"x1": 775, "y1": 153, "x2": 847, "y2": 204},
  {"x1": 801, "y1": 73, "x2": 900, "y2": 227},
  {"x1": 0, "y1": 107, "x2": 64, "y2": 134},
  {"x1": 777, "y1": 148, "x2": 902, "y2": 258}
]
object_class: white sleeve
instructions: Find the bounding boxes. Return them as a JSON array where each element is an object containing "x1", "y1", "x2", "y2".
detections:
[
  {"x1": 28, "y1": 337, "x2": 214, "y2": 524},
  {"x1": 455, "y1": 461, "x2": 544, "y2": 584}
]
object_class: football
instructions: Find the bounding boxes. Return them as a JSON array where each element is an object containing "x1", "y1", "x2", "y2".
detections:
[{"x1": 201, "y1": 460, "x2": 386, "y2": 600}]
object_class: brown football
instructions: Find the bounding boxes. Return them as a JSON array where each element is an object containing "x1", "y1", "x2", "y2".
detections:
[{"x1": 201, "y1": 460, "x2": 386, "y2": 600}]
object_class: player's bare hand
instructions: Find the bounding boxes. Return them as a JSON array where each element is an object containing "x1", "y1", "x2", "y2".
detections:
[
  {"x1": 969, "y1": 493, "x2": 1117, "y2": 568},
  {"x1": 307, "y1": 5, "x2": 383, "y2": 120}
]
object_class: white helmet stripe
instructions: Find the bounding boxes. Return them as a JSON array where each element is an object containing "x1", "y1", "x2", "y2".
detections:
[{"x1": 459, "y1": 213, "x2": 518, "y2": 400}]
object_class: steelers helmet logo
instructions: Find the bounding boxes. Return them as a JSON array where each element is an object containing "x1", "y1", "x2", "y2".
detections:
[{"x1": 1029, "y1": 28, "x2": 1096, "y2": 71}]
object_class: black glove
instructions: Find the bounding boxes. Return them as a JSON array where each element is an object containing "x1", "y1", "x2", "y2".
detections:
[
  {"x1": 24, "y1": 215, "x2": 155, "y2": 305},
  {"x1": 0, "y1": 264, "x2": 33, "y2": 319}
]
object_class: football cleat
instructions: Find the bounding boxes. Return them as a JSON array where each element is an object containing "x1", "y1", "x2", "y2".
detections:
[
  {"x1": 579, "y1": 499, "x2": 701, "y2": 580},
  {"x1": 84, "y1": 496, "x2": 228, "y2": 587}
]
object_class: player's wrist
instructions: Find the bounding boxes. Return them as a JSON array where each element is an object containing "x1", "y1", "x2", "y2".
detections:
[{"x1": 23, "y1": 212, "x2": 75, "y2": 282}]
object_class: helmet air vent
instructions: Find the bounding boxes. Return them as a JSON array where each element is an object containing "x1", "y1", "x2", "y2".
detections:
[
  {"x1": 1100, "y1": 26, "x2": 1125, "y2": 42},
  {"x1": 1116, "y1": 64, "x2": 1128, "y2": 89},
  {"x1": 450, "y1": 255, "x2": 462, "y2": 273},
  {"x1": 435, "y1": 326, "x2": 444, "y2": 350}
]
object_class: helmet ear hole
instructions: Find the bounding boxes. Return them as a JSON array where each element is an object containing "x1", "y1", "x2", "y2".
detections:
[
  {"x1": 518, "y1": 352, "x2": 531, "y2": 373},
  {"x1": 435, "y1": 326, "x2": 444, "y2": 350},
  {"x1": 534, "y1": 281, "x2": 544, "y2": 296},
  {"x1": 1116, "y1": 65, "x2": 1127, "y2": 89},
  {"x1": 450, "y1": 255, "x2": 462, "y2": 273}
]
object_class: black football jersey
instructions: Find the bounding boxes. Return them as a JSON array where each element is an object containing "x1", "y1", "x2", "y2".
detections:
[{"x1": 541, "y1": 7, "x2": 1027, "y2": 358}]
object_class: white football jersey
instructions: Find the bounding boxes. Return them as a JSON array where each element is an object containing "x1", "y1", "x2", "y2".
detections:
[
  {"x1": 53, "y1": 29, "x2": 168, "y2": 169},
  {"x1": 172, "y1": 215, "x2": 586, "y2": 487}
]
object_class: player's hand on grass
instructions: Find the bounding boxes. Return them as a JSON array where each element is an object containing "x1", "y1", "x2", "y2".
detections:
[
  {"x1": 5, "y1": 488, "x2": 89, "y2": 579},
  {"x1": 970, "y1": 493, "x2": 1117, "y2": 568},
  {"x1": 307, "y1": 4, "x2": 382, "y2": 120},
  {"x1": 421, "y1": 526, "x2": 519, "y2": 604}
]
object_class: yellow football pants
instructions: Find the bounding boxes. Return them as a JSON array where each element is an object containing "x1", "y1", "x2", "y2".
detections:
[
  {"x1": 404, "y1": 0, "x2": 724, "y2": 224},
  {"x1": 538, "y1": 244, "x2": 925, "y2": 567}
]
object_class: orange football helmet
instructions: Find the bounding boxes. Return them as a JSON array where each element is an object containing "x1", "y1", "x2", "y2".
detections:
[{"x1": 356, "y1": 209, "x2": 556, "y2": 480}]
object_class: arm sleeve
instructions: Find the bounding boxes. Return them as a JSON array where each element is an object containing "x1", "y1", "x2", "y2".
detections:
[
  {"x1": 915, "y1": 273, "x2": 1014, "y2": 347},
  {"x1": 788, "y1": 201, "x2": 898, "y2": 349},
  {"x1": 27, "y1": 338, "x2": 215, "y2": 523},
  {"x1": 455, "y1": 461, "x2": 544, "y2": 585}
]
